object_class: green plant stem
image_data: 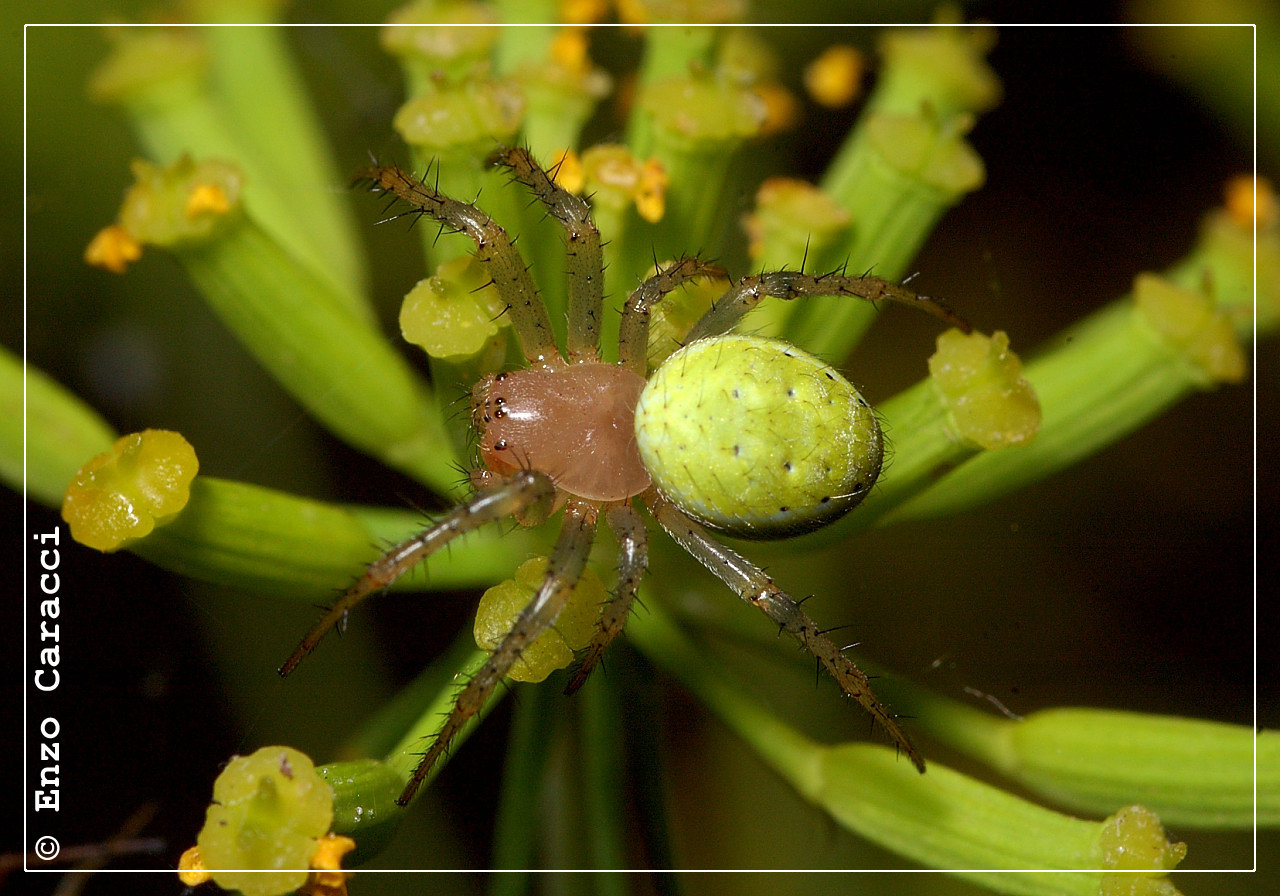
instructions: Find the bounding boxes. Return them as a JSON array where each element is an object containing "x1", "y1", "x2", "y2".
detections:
[
  {"x1": 883, "y1": 675, "x2": 1272, "y2": 830},
  {"x1": 384, "y1": 644, "x2": 507, "y2": 792},
  {"x1": 0, "y1": 351, "x2": 115, "y2": 507},
  {"x1": 133, "y1": 476, "x2": 532, "y2": 597},
  {"x1": 197, "y1": 18, "x2": 368, "y2": 300},
  {"x1": 489, "y1": 682, "x2": 555, "y2": 881},
  {"x1": 493, "y1": 19, "x2": 606, "y2": 159},
  {"x1": 856, "y1": 374, "x2": 972, "y2": 520},
  {"x1": 319, "y1": 759, "x2": 407, "y2": 862},
  {"x1": 779, "y1": 27, "x2": 996, "y2": 363},
  {"x1": 885, "y1": 300, "x2": 1246, "y2": 524},
  {"x1": 92, "y1": 26, "x2": 369, "y2": 314},
  {"x1": 881, "y1": 200, "x2": 1269, "y2": 524},
  {"x1": 319, "y1": 633, "x2": 526, "y2": 863},
  {"x1": 675, "y1": 597, "x2": 1271, "y2": 831},
  {"x1": 631, "y1": 70, "x2": 765, "y2": 262},
  {"x1": 580, "y1": 671, "x2": 629, "y2": 876},
  {"x1": 625, "y1": 24, "x2": 719, "y2": 152},
  {"x1": 178, "y1": 219, "x2": 458, "y2": 492},
  {"x1": 626, "y1": 599, "x2": 1185, "y2": 894},
  {"x1": 10, "y1": 375, "x2": 533, "y2": 595}
]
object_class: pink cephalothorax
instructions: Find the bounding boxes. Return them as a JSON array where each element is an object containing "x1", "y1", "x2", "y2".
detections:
[
  {"x1": 280, "y1": 146, "x2": 968, "y2": 806},
  {"x1": 471, "y1": 364, "x2": 650, "y2": 502}
]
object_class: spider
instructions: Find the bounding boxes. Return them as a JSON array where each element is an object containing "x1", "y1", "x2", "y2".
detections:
[{"x1": 279, "y1": 146, "x2": 970, "y2": 806}]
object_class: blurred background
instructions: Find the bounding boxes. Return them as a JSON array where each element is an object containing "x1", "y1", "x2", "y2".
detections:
[{"x1": 5, "y1": 1, "x2": 1272, "y2": 893}]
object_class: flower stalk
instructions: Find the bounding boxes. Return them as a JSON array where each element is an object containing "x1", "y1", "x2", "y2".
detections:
[
  {"x1": 672, "y1": 594, "x2": 1270, "y2": 833},
  {"x1": 1, "y1": 348, "x2": 115, "y2": 507},
  {"x1": 135, "y1": 476, "x2": 535, "y2": 597},
  {"x1": 883, "y1": 193, "x2": 1268, "y2": 522},
  {"x1": 88, "y1": 154, "x2": 458, "y2": 492},
  {"x1": 91, "y1": 24, "x2": 368, "y2": 309},
  {"x1": 626, "y1": 598, "x2": 1188, "y2": 895},
  {"x1": 774, "y1": 27, "x2": 997, "y2": 362}
]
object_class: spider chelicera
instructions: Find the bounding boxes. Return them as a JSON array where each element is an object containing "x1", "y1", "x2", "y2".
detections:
[{"x1": 279, "y1": 146, "x2": 969, "y2": 806}]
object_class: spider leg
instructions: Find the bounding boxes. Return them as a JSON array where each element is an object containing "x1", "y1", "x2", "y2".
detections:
[
  {"x1": 685, "y1": 269, "x2": 970, "y2": 343},
  {"x1": 278, "y1": 471, "x2": 556, "y2": 677},
  {"x1": 492, "y1": 146, "x2": 603, "y2": 363},
  {"x1": 357, "y1": 165, "x2": 563, "y2": 368},
  {"x1": 398, "y1": 498, "x2": 599, "y2": 805},
  {"x1": 646, "y1": 491, "x2": 926, "y2": 773},
  {"x1": 565, "y1": 501, "x2": 649, "y2": 695},
  {"x1": 617, "y1": 256, "x2": 727, "y2": 375}
]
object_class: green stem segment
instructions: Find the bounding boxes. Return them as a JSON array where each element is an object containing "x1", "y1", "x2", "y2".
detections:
[
  {"x1": 875, "y1": 666, "x2": 1272, "y2": 831},
  {"x1": 885, "y1": 281, "x2": 1255, "y2": 523},
  {"x1": 489, "y1": 683, "x2": 556, "y2": 880},
  {"x1": 627, "y1": 600, "x2": 1188, "y2": 895},
  {"x1": 180, "y1": 219, "x2": 456, "y2": 490},
  {"x1": 874, "y1": 197, "x2": 1268, "y2": 527},
  {"x1": 132, "y1": 475, "x2": 531, "y2": 597},
  {"x1": 318, "y1": 632, "x2": 524, "y2": 862},
  {"x1": 777, "y1": 27, "x2": 997, "y2": 363},
  {"x1": 676, "y1": 598, "x2": 1271, "y2": 832},
  {"x1": 631, "y1": 70, "x2": 767, "y2": 262},
  {"x1": 383, "y1": 644, "x2": 506, "y2": 791},
  {"x1": 91, "y1": 25, "x2": 369, "y2": 312},
  {"x1": 0, "y1": 349, "x2": 116, "y2": 507},
  {"x1": 93, "y1": 154, "x2": 458, "y2": 492}
]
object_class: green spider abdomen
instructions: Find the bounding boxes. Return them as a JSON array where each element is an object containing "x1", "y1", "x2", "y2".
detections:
[{"x1": 635, "y1": 334, "x2": 883, "y2": 539}]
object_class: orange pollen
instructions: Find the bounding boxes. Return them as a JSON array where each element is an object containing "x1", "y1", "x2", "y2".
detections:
[
  {"x1": 84, "y1": 224, "x2": 143, "y2": 274},
  {"x1": 185, "y1": 182, "x2": 231, "y2": 219},
  {"x1": 551, "y1": 149, "x2": 585, "y2": 194},
  {"x1": 804, "y1": 45, "x2": 864, "y2": 108},
  {"x1": 177, "y1": 845, "x2": 211, "y2": 886},
  {"x1": 1225, "y1": 174, "x2": 1277, "y2": 230}
]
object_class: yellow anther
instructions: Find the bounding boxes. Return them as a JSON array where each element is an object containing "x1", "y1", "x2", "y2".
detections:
[
  {"x1": 560, "y1": 0, "x2": 608, "y2": 23},
  {"x1": 550, "y1": 28, "x2": 591, "y2": 74},
  {"x1": 84, "y1": 223, "x2": 143, "y2": 274},
  {"x1": 804, "y1": 44, "x2": 864, "y2": 108},
  {"x1": 185, "y1": 181, "x2": 232, "y2": 219},
  {"x1": 306, "y1": 834, "x2": 356, "y2": 896},
  {"x1": 177, "y1": 829, "x2": 353, "y2": 895},
  {"x1": 634, "y1": 158, "x2": 668, "y2": 222},
  {"x1": 753, "y1": 82, "x2": 801, "y2": 136},
  {"x1": 551, "y1": 148, "x2": 585, "y2": 194},
  {"x1": 1225, "y1": 174, "x2": 1277, "y2": 230},
  {"x1": 177, "y1": 845, "x2": 211, "y2": 886},
  {"x1": 572, "y1": 145, "x2": 667, "y2": 222}
]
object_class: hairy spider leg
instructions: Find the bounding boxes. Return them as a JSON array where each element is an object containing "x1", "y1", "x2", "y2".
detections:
[
  {"x1": 492, "y1": 146, "x2": 604, "y2": 363},
  {"x1": 646, "y1": 491, "x2": 927, "y2": 774},
  {"x1": 685, "y1": 269, "x2": 972, "y2": 344},
  {"x1": 359, "y1": 165, "x2": 564, "y2": 368},
  {"x1": 399, "y1": 499, "x2": 600, "y2": 805},
  {"x1": 616, "y1": 256, "x2": 727, "y2": 375},
  {"x1": 278, "y1": 471, "x2": 557, "y2": 678},
  {"x1": 565, "y1": 501, "x2": 649, "y2": 695}
]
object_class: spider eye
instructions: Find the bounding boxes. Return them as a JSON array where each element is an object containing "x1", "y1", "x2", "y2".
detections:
[{"x1": 634, "y1": 334, "x2": 883, "y2": 539}]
